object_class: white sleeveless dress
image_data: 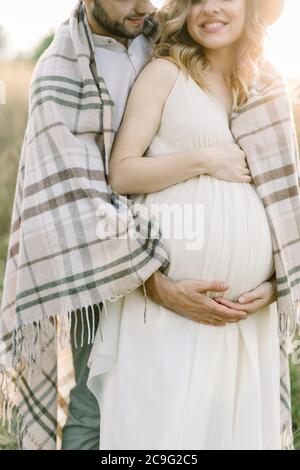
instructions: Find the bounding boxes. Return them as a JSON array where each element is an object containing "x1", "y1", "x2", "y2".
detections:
[{"x1": 87, "y1": 70, "x2": 281, "y2": 450}]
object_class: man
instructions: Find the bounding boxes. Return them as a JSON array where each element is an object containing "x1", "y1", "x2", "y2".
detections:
[{"x1": 0, "y1": 0, "x2": 278, "y2": 450}]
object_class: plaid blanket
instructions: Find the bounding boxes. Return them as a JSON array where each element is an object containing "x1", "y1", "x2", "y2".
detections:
[
  {"x1": 231, "y1": 62, "x2": 300, "y2": 336},
  {"x1": 230, "y1": 61, "x2": 300, "y2": 450},
  {"x1": 0, "y1": 0, "x2": 299, "y2": 450}
]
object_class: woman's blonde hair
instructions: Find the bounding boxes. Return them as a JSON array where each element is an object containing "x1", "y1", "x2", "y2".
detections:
[{"x1": 153, "y1": 0, "x2": 268, "y2": 110}]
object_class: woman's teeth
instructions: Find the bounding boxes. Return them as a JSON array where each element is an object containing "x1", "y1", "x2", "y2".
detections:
[{"x1": 201, "y1": 22, "x2": 227, "y2": 34}]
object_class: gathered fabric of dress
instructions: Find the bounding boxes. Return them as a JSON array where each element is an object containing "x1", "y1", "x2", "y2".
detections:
[{"x1": 87, "y1": 70, "x2": 281, "y2": 450}]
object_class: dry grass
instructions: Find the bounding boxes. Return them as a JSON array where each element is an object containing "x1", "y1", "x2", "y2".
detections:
[
  {"x1": 0, "y1": 61, "x2": 299, "y2": 450},
  {"x1": 0, "y1": 62, "x2": 33, "y2": 288},
  {"x1": 0, "y1": 61, "x2": 33, "y2": 449}
]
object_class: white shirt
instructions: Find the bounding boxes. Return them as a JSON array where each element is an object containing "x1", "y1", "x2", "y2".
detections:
[{"x1": 93, "y1": 34, "x2": 152, "y2": 131}]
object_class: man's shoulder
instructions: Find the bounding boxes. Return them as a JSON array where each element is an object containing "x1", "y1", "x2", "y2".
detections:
[{"x1": 31, "y1": 20, "x2": 78, "y2": 85}]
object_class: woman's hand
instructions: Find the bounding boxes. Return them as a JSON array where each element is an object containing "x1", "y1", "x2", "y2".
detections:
[
  {"x1": 196, "y1": 142, "x2": 253, "y2": 184},
  {"x1": 213, "y1": 279, "x2": 277, "y2": 316}
]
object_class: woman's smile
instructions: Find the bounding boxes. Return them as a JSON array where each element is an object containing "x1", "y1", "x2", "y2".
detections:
[
  {"x1": 187, "y1": 0, "x2": 247, "y2": 50},
  {"x1": 199, "y1": 19, "x2": 229, "y2": 34}
]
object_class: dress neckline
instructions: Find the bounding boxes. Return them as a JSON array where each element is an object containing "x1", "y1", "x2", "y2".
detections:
[{"x1": 183, "y1": 71, "x2": 232, "y2": 121}]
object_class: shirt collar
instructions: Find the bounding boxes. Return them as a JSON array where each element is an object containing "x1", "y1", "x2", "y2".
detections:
[{"x1": 92, "y1": 34, "x2": 135, "y2": 52}]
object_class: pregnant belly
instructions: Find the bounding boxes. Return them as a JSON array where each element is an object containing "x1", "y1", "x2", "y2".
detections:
[{"x1": 133, "y1": 175, "x2": 275, "y2": 301}]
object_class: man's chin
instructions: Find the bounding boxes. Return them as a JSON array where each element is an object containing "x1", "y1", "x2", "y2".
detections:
[
  {"x1": 122, "y1": 28, "x2": 144, "y2": 39},
  {"x1": 125, "y1": 20, "x2": 145, "y2": 34}
]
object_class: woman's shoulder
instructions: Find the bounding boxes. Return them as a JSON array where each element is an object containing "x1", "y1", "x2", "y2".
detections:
[
  {"x1": 145, "y1": 57, "x2": 180, "y2": 75},
  {"x1": 135, "y1": 58, "x2": 181, "y2": 99},
  {"x1": 138, "y1": 58, "x2": 180, "y2": 84}
]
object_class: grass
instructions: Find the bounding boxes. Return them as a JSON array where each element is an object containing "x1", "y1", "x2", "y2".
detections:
[
  {"x1": 0, "y1": 61, "x2": 299, "y2": 450},
  {"x1": 291, "y1": 358, "x2": 300, "y2": 449},
  {"x1": 0, "y1": 61, "x2": 33, "y2": 273},
  {"x1": 0, "y1": 61, "x2": 33, "y2": 450},
  {"x1": 0, "y1": 428, "x2": 16, "y2": 451}
]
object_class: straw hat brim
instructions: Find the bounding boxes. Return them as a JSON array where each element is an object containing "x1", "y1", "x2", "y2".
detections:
[{"x1": 262, "y1": 0, "x2": 285, "y2": 25}]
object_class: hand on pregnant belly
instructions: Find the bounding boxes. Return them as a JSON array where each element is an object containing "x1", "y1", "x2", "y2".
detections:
[
  {"x1": 145, "y1": 271, "x2": 249, "y2": 327},
  {"x1": 205, "y1": 142, "x2": 253, "y2": 184},
  {"x1": 214, "y1": 279, "x2": 277, "y2": 315}
]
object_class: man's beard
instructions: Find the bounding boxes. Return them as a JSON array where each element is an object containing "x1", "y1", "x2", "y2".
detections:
[{"x1": 91, "y1": 0, "x2": 145, "y2": 39}]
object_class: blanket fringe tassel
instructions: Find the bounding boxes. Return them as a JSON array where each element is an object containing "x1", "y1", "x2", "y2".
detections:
[{"x1": 1, "y1": 284, "x2": 299, "y2": 450}]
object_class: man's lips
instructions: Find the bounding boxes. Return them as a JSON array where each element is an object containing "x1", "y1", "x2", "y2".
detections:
[
  {"x1": 128, "y1": 17, "x2": 146, "y2": 26},
  {"x1": 200, "y1": 21, "x2": 228, "y2": 34}
]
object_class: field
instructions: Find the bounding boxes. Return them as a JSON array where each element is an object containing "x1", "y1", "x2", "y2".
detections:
[
  {"x1": 0, "y1": 61, "x2": 34, "y2": 449},
  {"x1": 0, "y1": 61, "x2": 300, "y2": 450},
  {"x1": 0, "y1": 62, "x2": 33, "y2": 292}
]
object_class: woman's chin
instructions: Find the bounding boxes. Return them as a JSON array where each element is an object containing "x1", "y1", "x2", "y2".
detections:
[{"x1": 195, "y1": 34, "x2": 239, "y2": 51}]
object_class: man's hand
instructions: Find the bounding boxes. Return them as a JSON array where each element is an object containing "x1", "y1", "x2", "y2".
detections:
[
  {"x1": 143, "y1": 271, "x2": 248, "y2": 327},
  {"x1": 214, "y1": 279, "x2": 277, "y2": 315}
]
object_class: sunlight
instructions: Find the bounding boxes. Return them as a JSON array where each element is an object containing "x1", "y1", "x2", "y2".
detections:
[{"x1": 1, "y1": 0, "x2": 299, "y2": 78}]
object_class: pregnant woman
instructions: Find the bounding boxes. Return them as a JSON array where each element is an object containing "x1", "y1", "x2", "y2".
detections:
[{"x1": 88, "y1": 0, "x2": 300, "y2": 449}]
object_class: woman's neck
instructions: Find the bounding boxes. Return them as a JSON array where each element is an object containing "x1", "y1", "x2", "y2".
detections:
[{"x1": 204, "y1": 46, "x2": 237, "y2": 80}]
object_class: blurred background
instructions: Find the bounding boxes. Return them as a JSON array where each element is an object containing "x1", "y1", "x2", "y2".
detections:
[{"x1": 0, "y1": 0, "x2": 300, "y2": 450}]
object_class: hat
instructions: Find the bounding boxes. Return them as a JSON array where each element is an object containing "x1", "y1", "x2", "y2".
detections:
[{"x1": 262, "y1": 0, "x2": 285, "y2": 25}]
